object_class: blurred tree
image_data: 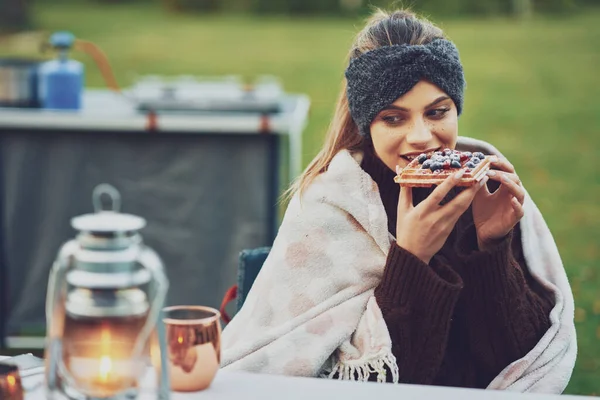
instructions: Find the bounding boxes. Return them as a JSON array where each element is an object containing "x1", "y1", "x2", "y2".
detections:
[
  {"x1": 465, "y1": 0, "x2": 512, "y2": 15},
  {"x1": 252, "y1": 0, "x2": 288, "y2": 14},
  {"x1": 0, "y1": 0, "x2": 31, "y2": 33},
  {"x1": 93, "y1": 0, "x2": 136, "y2": 3},
  {"x1": 340, "y1": 0, "x2": 363, "y2": 13},
  {"x1": 512, "y1": 0, "x2": 533, "y2": 18},
  {"x1": 224, "y1": 0, "x2": 253, "y2": 12},
  {"x1": 158, "y1": 0, "x2": 588, "y2": 15},
  {"x1": 533, "y1": 0, "x2": 578, "y2": 13},
  {"x1": 252, "y1": 0, "x2": 341, "y2": 15},
  {"x1": 366, "y1": 0, "x2": 583, "y2": 16},
  {"x1": 161, "y1": 0, "x2": 221, "y2": 13}
]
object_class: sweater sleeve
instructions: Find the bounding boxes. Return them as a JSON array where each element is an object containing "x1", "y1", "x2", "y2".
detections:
[
  {"x1": 374, "y1": 243, "x2": 463, "y2": 384},
  {"x1": 455, "y1": 224, "x2": 555, "y2": 385}
]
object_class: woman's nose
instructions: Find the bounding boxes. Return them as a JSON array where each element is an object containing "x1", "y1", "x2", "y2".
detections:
[{"x1": 405, "y1": 118, "x2": 434, "y2": 148}]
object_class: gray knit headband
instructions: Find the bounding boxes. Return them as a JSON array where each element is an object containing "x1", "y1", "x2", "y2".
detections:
[{"x1": 345, "y1": 38, "x2": 465, "y2": 137}]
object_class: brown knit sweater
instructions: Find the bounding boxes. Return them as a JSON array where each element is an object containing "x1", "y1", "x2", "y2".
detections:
[{"x1": 360, "y1": 146, "x2": 555, "y2": 388}]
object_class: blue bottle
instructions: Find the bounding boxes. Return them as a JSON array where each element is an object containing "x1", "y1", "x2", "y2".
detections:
[{"x1": 38, "y1": 32, "x2": 84, "y2": 110}]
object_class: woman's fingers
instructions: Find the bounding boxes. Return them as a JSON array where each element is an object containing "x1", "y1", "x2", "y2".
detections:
[
  {"x1": 422, "y1": 169, "x2": 465, "y2": 210},
  {"x1": 489, "y1": 156, "x2": 515, "y2": 173},
  {"x1": 486, "y1": 170, "x2": 525, "y2": 203},
  {"x1": 397, "y1": 165, "x2": 414, "y2": 211},
  {"x1": 511, "y1": 196, "x2": 525, "y2": 221},
  {"x1": 398, "y1": 184, "x2": 413, "y2": 211},
  {"x1": 495, "y1": 173, "x2": 526, "y2": 204},
  {"x1": 486, "y1": 169, "x2": 521, "y2": 185},
  {"x1": 445, "y1": 175, "x2": 488, "y2": 218}
]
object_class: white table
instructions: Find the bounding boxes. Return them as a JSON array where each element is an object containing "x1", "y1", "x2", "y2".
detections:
[
  {"x1": 170, "y1": 370, "x2": 592, "y2": 400},
  {"x1": 3, "y1": 355, "x2": 589, "y2": 400},
  {"x1": 16, "y1": 369, "x2": 593, "y2": 400}
]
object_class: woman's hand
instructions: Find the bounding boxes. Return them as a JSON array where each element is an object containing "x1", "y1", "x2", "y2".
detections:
[
  {"x1": 472, "y1": 156, "x2": 525, "y2": 251},
  {"x1": 396, "y1": 168, "x2": 489, "y2": 264}
]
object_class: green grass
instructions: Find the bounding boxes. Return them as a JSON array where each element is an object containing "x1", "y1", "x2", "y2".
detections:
[{"x1": 2, "y1": 3, "x2": 599, "y2": 395}]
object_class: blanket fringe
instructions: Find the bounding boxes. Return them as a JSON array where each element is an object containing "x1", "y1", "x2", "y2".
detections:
[{"x1": 321, "y1": 352, "x2": 399, "y2": 384}]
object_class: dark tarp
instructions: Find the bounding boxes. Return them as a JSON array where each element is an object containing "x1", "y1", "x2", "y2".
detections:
[{"x1": 0, "y1": 129, "x2": 280, "y2": 337}]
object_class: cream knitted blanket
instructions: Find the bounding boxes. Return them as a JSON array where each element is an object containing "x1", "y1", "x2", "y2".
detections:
[{"x1": 221, "y1": 137, "x2": 577, "y2": 393}]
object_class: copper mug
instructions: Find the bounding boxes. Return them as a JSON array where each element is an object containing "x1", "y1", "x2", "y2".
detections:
[{"x1": 163, "y1": 306, "x2": 221, "y2": 392}]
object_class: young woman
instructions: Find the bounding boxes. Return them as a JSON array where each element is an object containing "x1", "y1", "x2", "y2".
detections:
[{"x1": 221, "y1": 9, "x2": 576, "y2": 392}]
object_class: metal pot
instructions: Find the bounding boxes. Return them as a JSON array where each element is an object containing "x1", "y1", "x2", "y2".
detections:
[{"x1": 0, "y1": 58, "x2": 40, "y2": 108}]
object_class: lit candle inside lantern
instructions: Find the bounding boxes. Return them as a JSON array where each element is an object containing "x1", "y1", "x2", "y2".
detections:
[
  {"x1": 86, "y1": 325, "x2": 132, "y2": 396},
  {"x1": 62, "y1": 318, "x2": 147, "y2": 398},
  {"x1": 99, "y1": 356, "x2": 112, "y2": 383},
  {"x1": 98, "y1": 326, "x2": 113, "y2": 383}
]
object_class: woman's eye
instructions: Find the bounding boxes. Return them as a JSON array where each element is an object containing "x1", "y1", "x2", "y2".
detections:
[
  {"x1": 427, "y1": 108, "x2": 450, "y2": 119},
  {"x1": 381, "y1": 115, "x2": 404, "y2": 125}
]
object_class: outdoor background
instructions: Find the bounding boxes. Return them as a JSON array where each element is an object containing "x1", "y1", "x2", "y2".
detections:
[{"x1": 1, "y1": 0, "x2": 598, "y2": 395}]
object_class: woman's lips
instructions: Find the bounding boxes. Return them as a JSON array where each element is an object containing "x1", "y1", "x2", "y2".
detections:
[{"x1": 400, "y1": 149, "x2": 440, "y2": 163}]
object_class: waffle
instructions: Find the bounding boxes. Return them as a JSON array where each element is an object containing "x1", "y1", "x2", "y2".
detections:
[{"x1": 394, "y1": 150, "x2": 492, "y2": 187}]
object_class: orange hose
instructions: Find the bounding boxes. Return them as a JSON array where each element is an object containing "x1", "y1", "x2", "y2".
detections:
[{"x1": 74, "y1": 39, "x2": 121, "y2": 92}]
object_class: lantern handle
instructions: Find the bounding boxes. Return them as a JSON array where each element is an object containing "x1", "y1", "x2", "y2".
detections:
[{"x1": 92, "y1": 183, "x2": 121, "y2": 213}]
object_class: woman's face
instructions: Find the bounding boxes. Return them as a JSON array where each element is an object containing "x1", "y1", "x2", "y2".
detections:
[{"x1": 369, "y1": 80, "x2": 458, "y2": 171}]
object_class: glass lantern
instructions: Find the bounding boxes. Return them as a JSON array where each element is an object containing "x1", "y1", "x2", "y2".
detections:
[{"x1": 44, "y1": 184, "x2": 170, "y2": 400}]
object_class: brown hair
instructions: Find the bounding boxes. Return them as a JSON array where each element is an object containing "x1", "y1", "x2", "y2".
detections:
[{"x1": 285, "y1": 9, "x2": 445, "y2": 200}]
